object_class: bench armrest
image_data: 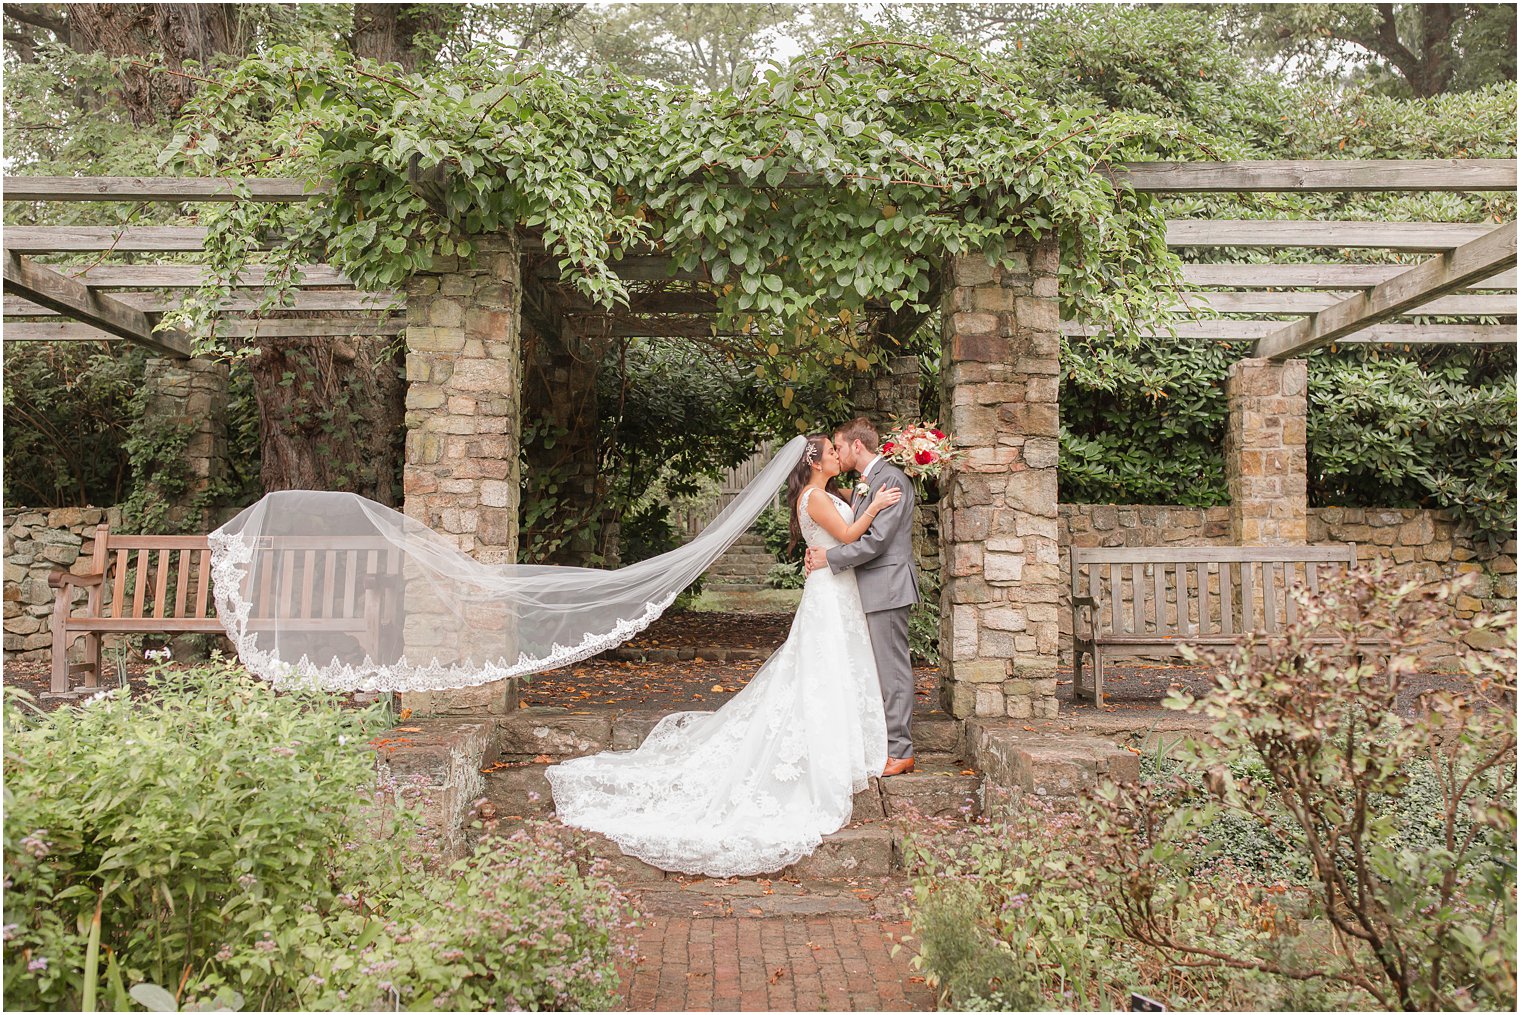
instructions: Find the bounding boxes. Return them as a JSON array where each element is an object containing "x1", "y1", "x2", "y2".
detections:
[
  {"x1": 49, "y1": 569, "x2": 105, "y2": 590},
  {"x1": 1071, "y1": 595, "x2": 1098, "y2": 640}
]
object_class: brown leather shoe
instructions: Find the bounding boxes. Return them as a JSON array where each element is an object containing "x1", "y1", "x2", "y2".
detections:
[{"x1": 881, "y1": 756, "x2": 916, "y2": 777}]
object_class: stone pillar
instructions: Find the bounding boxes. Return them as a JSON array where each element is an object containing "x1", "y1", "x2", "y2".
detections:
[
  {"x1": 938, "y1": 237, "x2": 1062, "y2": 721},
  {"x1": 1224, "y1": 358, "x2": 1308, "y2": 545},
  {"x1": 136, "y1": 357, "x2": 231, "y2": 531},
  {"x1": 850, "y1": 353, "x2": 921, "y2": 425},
  {"x1": 401, "y1": 233, "x2": 522, "y2": 715}
]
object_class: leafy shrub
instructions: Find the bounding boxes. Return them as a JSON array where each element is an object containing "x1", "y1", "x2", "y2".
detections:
[
  {"x1": 765, "y1": 559, "x2": 806, "y2": 590},
  {"x1": 2, "y1": 662, "x2": 633, "y2": 1011},
  {"x1": 619, "y1": 500, "x2": 703, "y2": 607},
  {"x1": 755, "y1": 504, "x2": 803, "y2": 564},
  {"x1": 909, "y1": 568, "x2": 941, "y2": 666},
  {"x1": 908, "y1": 570, "x2": 1517, "y2": 1011}
]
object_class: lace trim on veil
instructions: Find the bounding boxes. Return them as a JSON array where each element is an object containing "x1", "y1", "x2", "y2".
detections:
[{"x1": 208, "y1": 529, "x2": 681, "y2": 692}]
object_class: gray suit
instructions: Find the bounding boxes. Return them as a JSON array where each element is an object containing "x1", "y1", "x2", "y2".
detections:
[{"x1": 826, "y1": 459, "x2": 918, "y2": 759}]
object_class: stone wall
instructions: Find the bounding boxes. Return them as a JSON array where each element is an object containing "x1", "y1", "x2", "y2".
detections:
[
  {"x1": 4, "y1": 507, "x2": 122, "y2": 661},
  {"x1": 1058, "y1": 503, "x2": 1516, "y2": 662},
  {"x1": 138, "y1": 358, "x2": 232, "y2": 531}
]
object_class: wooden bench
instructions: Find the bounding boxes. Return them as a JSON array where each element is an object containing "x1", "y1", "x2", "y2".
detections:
[
  {"x1": 1070, "y1": 544, "x2": 1362, "y2": 705},
  {"x1": 48, "y1": 525, "x2": 401, "y2": 695}
]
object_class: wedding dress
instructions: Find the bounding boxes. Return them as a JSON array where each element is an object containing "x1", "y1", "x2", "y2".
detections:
[{"x1": 544, "y1": 487, "x2": 889, "y2": 877}]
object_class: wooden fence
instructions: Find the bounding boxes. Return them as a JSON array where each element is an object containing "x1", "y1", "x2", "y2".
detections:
[{"x1": 674, "y1": 444, "x2": 780, "y2": 541}]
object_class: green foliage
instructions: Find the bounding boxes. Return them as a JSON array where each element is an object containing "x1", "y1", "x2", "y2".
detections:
[
  {"x1": 1307, "y1": 349, "x2": 1517, "y2": 543},
  {"x1": 908, "y1": 570, "x2": 1517, "y2": 1011},
  {"x1": 765, "y1": 560, "x2": 806, "y2": 590},
  {"x1": 1095, "y1": 569, "x2": 1518, "y2": 1011},
  {"x1": 0, "y1": 343, "x2": 145, "y2": 507},
  {"x1": 755, "y1": 504, "x2": 802, "y2": 564},
  {"x1": 2, "y1": 662, "x2": 633, "y2": 1012},
  {"x1": 168, "y1": 38, "x2": 1205, "y2": 410},
  {"x1": 908, "y1": 567, "x2": 941, "y2": 666},
  {"x1": 619, "y1": 501, "x2": 704, "y2": 608}
]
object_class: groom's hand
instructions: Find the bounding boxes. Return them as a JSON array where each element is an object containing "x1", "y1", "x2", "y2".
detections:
[{"x1": 804, "y1": 547, "x2": 828, "y2": 573}]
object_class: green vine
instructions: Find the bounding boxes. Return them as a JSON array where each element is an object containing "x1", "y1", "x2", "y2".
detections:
[{"x1": 163, "y1": 37, "x2": 1220, "y2": 410}]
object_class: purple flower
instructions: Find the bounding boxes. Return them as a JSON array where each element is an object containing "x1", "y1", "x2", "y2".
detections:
[
  {"x1": 28, "y1": 957, "x2": 48, "y2": 972},
  {"x1": 215, "y1": 946, "x2": 233, "y2": 962}
]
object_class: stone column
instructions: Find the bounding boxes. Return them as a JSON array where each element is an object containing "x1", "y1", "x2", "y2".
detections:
[
  {"x1": 938, "y1": 236, "x2": 1062, "y2": 721},
  {"x1": 400, "y1": 233, "x2": 522, "y2": 715},
  {"x1": 850, "y1": 353, "x2": 921, "y2": 425},
  {"x1": 1224, "y1": 358, "x2": 1308, "y2": 545},
  {"x1": 136, "y1": 357, "x2": 231, "y2": 531}
]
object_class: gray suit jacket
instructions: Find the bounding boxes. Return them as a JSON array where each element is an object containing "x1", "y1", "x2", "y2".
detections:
[{"x1": 825, "y1": 459, "x2": 920, "y2": 613}]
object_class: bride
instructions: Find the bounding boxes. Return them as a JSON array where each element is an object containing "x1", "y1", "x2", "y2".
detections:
[{"x1": 544, "y1": 435, "x2": 901, "y2": 877}]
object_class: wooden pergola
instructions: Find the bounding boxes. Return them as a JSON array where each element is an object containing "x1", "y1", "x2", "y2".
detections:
[{"x1": 2, "y1": 159, "x2": 1515, "y2": 361}]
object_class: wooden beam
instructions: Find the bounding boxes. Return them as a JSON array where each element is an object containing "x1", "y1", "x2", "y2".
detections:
[
  {"x1": 52, "y1": 263, "x2": 358, "y2": 287},
  {"x1": 1166, "y1": 220, "x2": 1493, "y2": 250},
  {"x1": 1173, "y1": 292, "x2": 1515, "y2": 316},
  {"x1": 1110, "y1": 159, "x2": 1517, "y2": 193},
  {"x1": 1254, "y1": 223, "x2": 1519, "y2": 359},
  {"x1": 4, "y1": 220, "x2": 1504, "y2": 257},
  {"x1": 3, "y1": 318, "x2": 407, "y2": 342},
  {"x1": 5, "y1": 290, "x2": 400, "y2": 315},
  {"x1": 6, "y1": 160, "x2": 1514, "y2": 203},
  {"x1": 1, "y1": 226, "x2": 245, "y2": 253},
  {"x1": 2, "y1": 251, "x2": 191, "y2": 357},
  {"x1": 1181, "y1": 263, "x2": 1518, "y2": 290},
  {"x1": 1061, "y1": 321, "x2": 1515, "y2": 344},
  {"x1": 3, "y1": 176, "x2": 324, "y2": 202}
]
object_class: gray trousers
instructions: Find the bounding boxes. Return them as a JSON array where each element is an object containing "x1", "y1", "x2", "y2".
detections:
[{"x1": 865, "y1": 605, "x2": 914, "y2": 759}]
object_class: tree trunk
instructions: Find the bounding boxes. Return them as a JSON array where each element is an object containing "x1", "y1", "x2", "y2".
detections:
[
  {"x1": 350, "y1": 3, "x2": 455, "y2": 71},
  {"x1": 66, "y1": 3, "x2": 240, "y2": 123},
  {"x1": 247, "y1": 334, "x2": 406, "y2": 506}
]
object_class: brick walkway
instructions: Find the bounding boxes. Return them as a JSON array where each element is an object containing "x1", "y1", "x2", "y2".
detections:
[{"x1": 618, "y1": 916, "x2": 936, "y2": 1012}]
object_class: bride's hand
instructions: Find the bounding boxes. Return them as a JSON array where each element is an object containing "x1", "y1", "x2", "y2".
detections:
[{"x1": 869, "y1": 486, "x2": 903, "y2": 515}]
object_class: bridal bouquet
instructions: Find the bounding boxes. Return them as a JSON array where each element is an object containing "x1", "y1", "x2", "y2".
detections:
[{"x1": 880, "y1": 423, "x2": 963, "y2": 480}]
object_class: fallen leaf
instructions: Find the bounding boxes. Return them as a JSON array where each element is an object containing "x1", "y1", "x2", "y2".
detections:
[
  {"x1": 532, "y1": 754, "x2": 554, "y2": 764},
  {"x1": 394, "y1": 726, "x2": 422, "y2": 733},
  {"x1": 769, "y1": 967, "x2": 786, "y2": 984},
  {"x1": 711, "y1": 684, "x2": 726, "y2": 692},
  {"x1": 1022, "y1": 725, "x2": 1036, "y2": 732},
  {"x1": 398, "y1": 707, "x2": 413, "y2": 720}
]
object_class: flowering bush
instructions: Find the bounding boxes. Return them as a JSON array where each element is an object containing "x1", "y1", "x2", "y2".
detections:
[
  {"x1": 879, "y1": 423, "x2": 963, "y2": 480},
  {"x1": 3, "y1": 662, "x2": 634, "y2": 1012}
]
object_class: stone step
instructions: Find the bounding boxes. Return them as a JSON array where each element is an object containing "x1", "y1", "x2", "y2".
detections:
[
  {"x1": 473, "y1": 813, "x2": 904, "y2": 884},
  {"x1": 495, "y1": 705, "x2": 967, "y2": 764},
  {"x1": 485, "y1": 756, "x2": 982, "y2": 826}
]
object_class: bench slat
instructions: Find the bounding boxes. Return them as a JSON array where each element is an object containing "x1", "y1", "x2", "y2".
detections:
[
  {"x1": 153, "y1": 548, "x2": 172, "y2": 619},
  {"x1": 1285, "y1": 562, "x2": 1299, "y2": 626},
  {"x1": 1109, "y1": 563, "x2": 1123, "y2": 635},
  {"x1": 111, "y1": 548, "x2": 129, "y2": 619},
  {"x1": 193, "y1": 548, "x2": 212, "y2": 618},
  {"x1": 131, "y1": 549, "x2": 149, "y2": 618},
  {"x1": 1240, "y1": 559, "x2": 1255, "y2": 631},
  {"x1": 1217, "y1": 563, "x2": 1229, "y2": 635},
  {"x1": 174, "y1": 547, "x2": 192, "y2": 618},
  {"x1": 1264, "y1": 561, "x2": 1277, "y2": 632}
]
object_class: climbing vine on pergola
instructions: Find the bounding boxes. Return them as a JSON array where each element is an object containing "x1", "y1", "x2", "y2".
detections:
[{"x1": 166, "y1": 38, "x2": 1215, "y2": 402}]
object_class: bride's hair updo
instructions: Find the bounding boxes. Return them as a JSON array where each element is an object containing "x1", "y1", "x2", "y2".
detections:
[{"x1": 785, "y1": 435, "x2": 846, "y2": 555}]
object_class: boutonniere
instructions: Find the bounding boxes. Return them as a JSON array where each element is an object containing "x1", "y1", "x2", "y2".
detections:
[{"x1": 853, "y1": 480, "x2": 871, "y2": 499}]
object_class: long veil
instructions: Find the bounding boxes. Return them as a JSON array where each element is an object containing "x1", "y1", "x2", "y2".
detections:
[{"x1": 208, "y1": 435, "x2": 808, "y2": 692}]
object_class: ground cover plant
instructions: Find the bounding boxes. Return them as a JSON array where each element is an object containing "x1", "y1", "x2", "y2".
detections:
[
  {"x1": 904, "y1": 569, "x2": 1517, "y2": 1010},
  {"x1": 2, "y1": 660, "x2": 634, "y2": 1011}
]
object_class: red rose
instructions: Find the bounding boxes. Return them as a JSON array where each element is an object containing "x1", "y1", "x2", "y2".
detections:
[
  {"x1": 882, "y1": 441, "x2": 896, "y2": 453},
  {"x1": 915, "y1": 450, "x2": 933, "y2": 465},
  {"x1": 930, "y1": 429, "x2": 945, "y2": 439}
]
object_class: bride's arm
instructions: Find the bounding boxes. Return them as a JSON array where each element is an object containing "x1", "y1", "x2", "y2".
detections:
[{"x1": 805, "y1": 486, "x2": 901, "y2": 544}]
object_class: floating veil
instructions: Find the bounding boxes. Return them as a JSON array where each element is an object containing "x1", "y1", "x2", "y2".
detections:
[{"x1": 208, "y1": 435, "x2": 808, "y2": 692}]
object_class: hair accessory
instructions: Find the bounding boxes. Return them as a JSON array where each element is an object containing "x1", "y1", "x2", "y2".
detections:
[{"x1": 804, "y1": 442, "x2": 822, "y2": 465}]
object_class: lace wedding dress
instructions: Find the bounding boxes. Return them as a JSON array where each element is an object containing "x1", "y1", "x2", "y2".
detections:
[{"x1": 545, "y1": 487, "x2": 889, "y2": 877}]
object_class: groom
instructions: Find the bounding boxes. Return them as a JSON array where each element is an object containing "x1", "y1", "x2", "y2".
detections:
[{"x1": 804, "y1": 417, "x2": 918, "y2": 776}]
